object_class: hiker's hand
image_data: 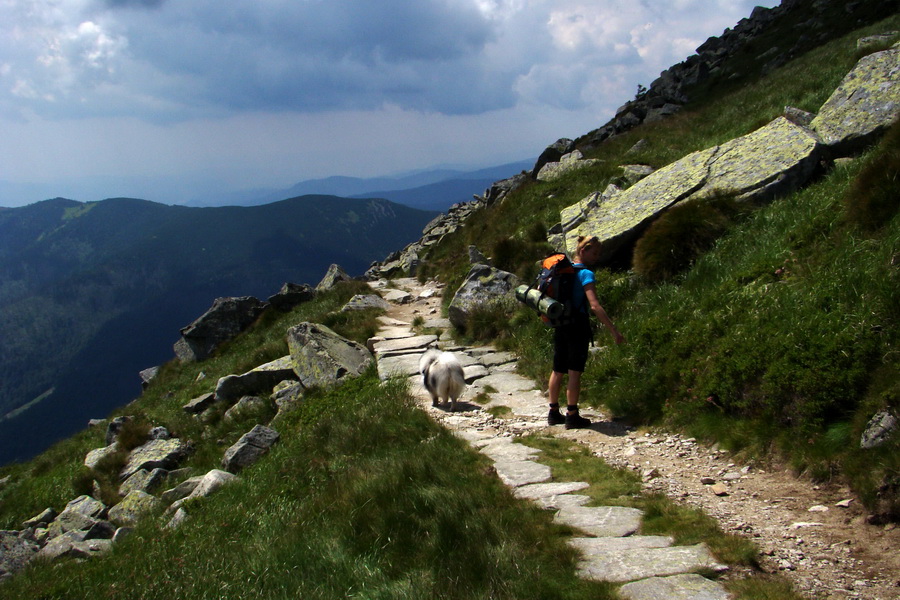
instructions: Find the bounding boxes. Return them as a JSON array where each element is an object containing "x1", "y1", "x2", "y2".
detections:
[{"x1": 612, "y1": 330, "x2": 625, "y2": 345}]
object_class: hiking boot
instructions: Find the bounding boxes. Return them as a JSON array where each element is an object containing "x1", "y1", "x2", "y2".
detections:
[
  {"x1": 565, "y1": 411, "x2": 591, "y2": 430},
  {"x1": 548, "y1": 410, "x2": 566, "y2": 426}
]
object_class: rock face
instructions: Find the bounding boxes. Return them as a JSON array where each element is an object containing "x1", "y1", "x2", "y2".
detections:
[
  {"x1": 561, "y1": 117, "x2": 822, "y2": 263},
  {"x1": 811, "y1": 45, "x2": 900, "y2": 156},
  {"x1": 447, "y1": 264, "x2": 520, "y2": 330},
  {"x1": 286, "y1": 322, "x2": 373, "y2": 388},
  {"x1": 174, "y1": 296, "x2": 269, "y2": 363}
]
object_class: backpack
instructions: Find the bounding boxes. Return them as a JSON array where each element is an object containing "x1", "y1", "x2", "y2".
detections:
[{"x1": 530, "y1": 252, "x2": 584, "y2": 327}]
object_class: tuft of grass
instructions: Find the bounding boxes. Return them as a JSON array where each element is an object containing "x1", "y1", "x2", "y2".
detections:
[{"x1": 843, "y1": 118, "x2": 900, "y2": 232}]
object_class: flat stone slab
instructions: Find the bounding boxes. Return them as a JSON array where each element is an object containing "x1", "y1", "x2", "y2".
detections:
[
  {"x1": 373, "y1": 335, "x2": 437, "y2": 355},
  {"x1": 377, "y1": 354, "x2": 422, "y2": 380},
  {"x1": 422, "y1": 318, "x2": 452, "y2": 329},
  {"x1": 377, "y1": 327, "x2": 416, "y2": 340},
  {"x1": 619, "y1": 574, "x2": 730, "y2": 600},
  {"x1": 569, "y1": 536, "x2": 673, "y2": 553},
  {"x1": 463, "y1": 364, "x2": 489, "y2": 382},
  {"x1": 577, "y1": 543, "x2": 728, "y2": 583},
  {"x1": 515, "y1": 481, "x2": 590, "y2": 500},
  {"x1": 479, "y1": 351, "x2": 517, "y2": 367},
  {"x1": 554, "y1": 505, "x2": 643, "y2": 538},
  {"x1": 493, "y1": 459, "x2": 552, "y2": 487},
  {"x1": 536, "y1": 494, "x2": 592, "y2": 509},
  {"x1": 478, "y1": 438, "x2": 541, "y2": 462},
  {"x1": 469, "y1": 372, "x2": 538, "y2": 395}
]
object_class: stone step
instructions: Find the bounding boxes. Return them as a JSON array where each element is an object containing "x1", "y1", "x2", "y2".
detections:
[
  {"x1": 576, "y1": 542, "x2": 728, "y2": 584},
  {"x1": 492, "y1": 459, "x2": 552, "y2": 487},
  {"x1": 618, "y1": 574, "x2": 730, "y2": 600},
  {"x1": 553, "y1": 505, "x2": 643, "y2": 538}
]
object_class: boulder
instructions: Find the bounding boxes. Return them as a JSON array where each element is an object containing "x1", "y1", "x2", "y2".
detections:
[
  {"x1": 221, "y1": 426, "x2": 280, "y2": 473},
  {"x1": 105, "y1": 416, "x2": 133, "y2": 445},
  {"x1": 287, "y1": 322, "x2": 373, "y2": 389},
  {"x1": 316, "y1": 264, "x2": 352, "y2": 291},
  {"x1": 223, "y1": 395, "x2": 273, "y2": 423},
  {"x1": 108, "y1": 490, "x2": 162, "y2": 527},
  {"x1": 0, "y1": 530, "x2": 39, "y2": 580},
  {"x1": 447, "y1": 264, "x2": 520, "y2": 330},
  {"x1": 341, "y1": 294, "x2": 391, "y2": 312},
  {"x1": 860, "y1": 411, "x2": 898, "y2": 449},
  {"x1": 120, "y1": 438, "x2": 193, "y2": 481},
  {"x1": 215, "y1": 356, "x2": 298, "y2": 405},
  {"x1": 22, "y1": 508, "x2": 57, "y2": 529},
  {"x1": 183, "y1": 392, "x2": 216, "y2": 415},
  {"x1": 174, "y1": 296, "x2": 269, "y2": 363},
  {"x1": 563, "y1": 117, "x2": 822, "y2": 263},
  {"x1": 811, "y1": 46, "x2": 900, "y2": 156},
  {"x1": 84, "y1": 442, "x2": 121, "y2": 470},
  {"x1": 118, "y1": 467, "x2": 168, "y2": 497},
  {"x1": 267, "y1": 282, "x2": 315, "y2": 311},
  {"x1": 139, "y1": 366, "x2": 159, "y2": 390},
  {"x1": 536, "y1": 150, "x2": 602, "y2": 182},
  {"x1": 531, "y1": 138, "x2": 576, "y2": 179}
]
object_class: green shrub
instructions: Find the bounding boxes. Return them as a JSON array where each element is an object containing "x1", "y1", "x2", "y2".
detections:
[
  {"x1": 844, "y1": 118, "x2": 900, "y2": 232},
  {"x1": 632, "y1": 193, "x2": 744, "y2": 282}
]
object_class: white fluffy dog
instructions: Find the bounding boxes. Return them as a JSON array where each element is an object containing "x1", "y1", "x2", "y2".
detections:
[{"x1": 419, "y1": 349, "x2": 466, "y2": 412}]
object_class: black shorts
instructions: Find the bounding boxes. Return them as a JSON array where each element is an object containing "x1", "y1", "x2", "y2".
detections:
[{"x1": 552, "y1": 315, "x2": 592, "y2": 374}]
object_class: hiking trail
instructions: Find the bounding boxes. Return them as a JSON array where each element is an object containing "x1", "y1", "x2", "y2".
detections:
[{"x1": 368, "y1": 277, "x2": 900, "y2": 600}]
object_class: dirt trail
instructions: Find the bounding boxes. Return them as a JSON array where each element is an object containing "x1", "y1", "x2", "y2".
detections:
[{"x1": 380, "y1": 279, "x2": 900, "y2": 600}]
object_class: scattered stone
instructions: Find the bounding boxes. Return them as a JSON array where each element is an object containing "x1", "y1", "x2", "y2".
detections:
[{"x1": 221, "y1": 425, "x2": 280, "y2": 473}]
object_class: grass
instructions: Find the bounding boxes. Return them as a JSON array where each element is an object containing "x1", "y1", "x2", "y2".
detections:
[
  {"x1": 423, "y1": 12, "x2": 900, "y2": 516},
  {"x1": 2, "y1": 373, "x2": 617, "y2": 600}
]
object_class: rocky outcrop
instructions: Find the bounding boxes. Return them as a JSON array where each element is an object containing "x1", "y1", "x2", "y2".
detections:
[
  {"x1": 316, "y1": 264, "x2": 352, "y2": 291},
  {"x1": 562, "y1": 116, "x2": 822, "y2": 263},
  {"x1": 174, "y1": 296, "x2": 269, "y2": 363},
  {"x1": 536, "y1": 150, "x2": 602, "y2": 182},
  {"x1": 286, "y1": 322, "x2": 373, "y2": 388},
  {"x1": 119, "y1": 438, "x2": 193, "y2": 480},
  {"x1": 811, "y1": 44, "x2": 900, "y2": 156},
  {"x1": 267, "y1": 282, "x2": 315, "y2": 311},
  {"x1": 531, "y1": 138, "x2": 576, "y2": 178},
  {"x1": 341, "y1": 294, "x2": 391, "y2": 312},
  {"x1": 448, "y1": 264, "x2": 520, "y2": 330}
]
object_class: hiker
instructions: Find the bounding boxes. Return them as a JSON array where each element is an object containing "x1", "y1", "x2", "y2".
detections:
[{"x1": 547, "y1": 235, "x2": 625, "y2": 429}]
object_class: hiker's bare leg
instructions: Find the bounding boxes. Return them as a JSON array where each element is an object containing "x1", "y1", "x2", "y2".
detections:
[
  {"x1": 549, "y1": 370, "x2": 564, "y2": 406},
  {"x1": 566, "y1": 370, "x2": 581, "y2": 410}
]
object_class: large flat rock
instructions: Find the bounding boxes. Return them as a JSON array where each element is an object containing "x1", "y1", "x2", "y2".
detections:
[
  {"x1": 514, "y1": 481, "x2": 590, "y2": 500},
  {"x1": 493, "y1": 459, "x2": 552, "y2": 487},
  {"x1": 553, "y1": 505, "x2": 643, "y2": 538},
  {"x1": 576, "y1": 543, "x2": 728, "y2": 583},
  {"x1": 619, "y1": 574, "x2": 731, "y2": 600},
  {"x1": 563, "y1": 117, "x2": 821, "y2": 262},
  {"x1": 811, "y1": 46, "x2": 900, "y2": 155}
]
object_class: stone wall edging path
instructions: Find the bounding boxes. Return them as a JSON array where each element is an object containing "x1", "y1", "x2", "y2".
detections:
[{"x1": 368, "y1": 278, "x2": 731, "y2": 600}]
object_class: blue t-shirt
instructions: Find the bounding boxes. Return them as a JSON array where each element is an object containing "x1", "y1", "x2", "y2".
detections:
[{"x1": 572, "y1": 263, "x2": 594, "y2": 314}]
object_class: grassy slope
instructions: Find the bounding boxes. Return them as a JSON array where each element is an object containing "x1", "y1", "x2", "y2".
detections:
[{"x1": 424, "y1": 14, "x2": 900, "y2": 511}]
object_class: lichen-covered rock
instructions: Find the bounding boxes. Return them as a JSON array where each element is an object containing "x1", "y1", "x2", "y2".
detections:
[
  {"x1": 0, "y1": 530, "x2": 39, "y2": 580},
  {"x1": 215, "y1": 356, "x2": 297, "y2": 405},
  {"x1": 563, "y1": 117, "x2": 821, "y2": 262},
  {"x1": 120, "y1": 438, "x2": 193, "y2": 481},
  {"x1": 108, "y1": 490, "x2": 162, "y2": 526},
  {"x1": 287, "y1": 322, "x2": 373, "y2": 389},
  {"x1": 316, "y1": 264, "x2": 352, "y2": 291},
  {"x1": 860, "y1": 411, "x2": 898, "y2": 449},
  {"x1": 223, "y1": 395, "x2": 272, "y2": 423},
  {"x1": 447, "y1": 264, "x2": 520, "y2": 330},
  {"x1": 267, "y1": 282, "x2": 315, "y2": 311},
  {"x1": 811, "y1": 46, "x2": 900, "y2": 155},
  {"x1": 183, "y1": 392, "x2": 216, "y2": 414},
  {"x1": 536, "y1": 150, "x2": 602, "y2": 182},
  {"x1": 84, "y1": 442, "x2": 121, "y2": 470},
  {"x1": 341, "y1": 294, "x2": 391, "y2": 312},
  {"x1": 118, "y1": 467, "x2": 168, "y2": 497}
]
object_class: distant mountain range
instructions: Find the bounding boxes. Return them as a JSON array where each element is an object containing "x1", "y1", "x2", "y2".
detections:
[
  {"x1": 186, "y1": 160, "x2": 533, "y2": 210},
  {"x1": 0, "y1": 195, "x2": 437, "y2": 465}
]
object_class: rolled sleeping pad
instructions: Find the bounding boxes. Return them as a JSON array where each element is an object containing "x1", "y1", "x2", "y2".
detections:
[{"x1": 515, "y1": 285, "x2": 565, "y2": 320}]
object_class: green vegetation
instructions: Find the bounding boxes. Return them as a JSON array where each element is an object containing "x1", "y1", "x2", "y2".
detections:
[{"x1": 424, "y1": 12, "x2": 900, "y2": 517}]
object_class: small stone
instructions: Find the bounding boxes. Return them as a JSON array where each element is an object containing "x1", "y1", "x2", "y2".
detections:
[
  {"x1": 700, "y1": 476, "x2": 716, "y2": 485},
  {"x1": 836, "y1": 499, "x2": 853, "y2": 508},
  {"x1": 711, "y1": 483, "x2": 729, "y2": 496},
  {"x1": 808, "y1": 505, "x2": 829, "y2": 513}
]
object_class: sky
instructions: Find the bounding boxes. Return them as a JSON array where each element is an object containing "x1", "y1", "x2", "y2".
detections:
[{"x1": 0, "y1": 0, "x2": 778, "y2": 207}]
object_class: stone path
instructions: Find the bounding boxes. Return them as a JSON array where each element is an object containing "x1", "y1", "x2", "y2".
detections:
[{"x1": 367, "y1": 278, "x2": 731, "y2": 600}]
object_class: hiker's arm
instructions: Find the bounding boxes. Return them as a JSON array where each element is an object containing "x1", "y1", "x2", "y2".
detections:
[{"x1": 584, "y1": 284, "x2": 625, "y2": 344}]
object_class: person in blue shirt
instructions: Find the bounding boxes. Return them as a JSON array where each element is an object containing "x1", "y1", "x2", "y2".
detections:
[{"x1": 548, "y1": 235, "x2": 625, "y2": 429}]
